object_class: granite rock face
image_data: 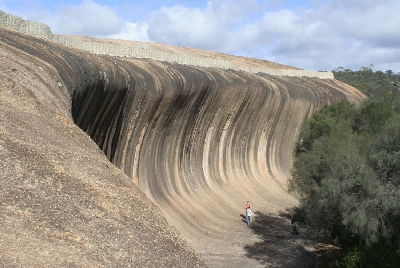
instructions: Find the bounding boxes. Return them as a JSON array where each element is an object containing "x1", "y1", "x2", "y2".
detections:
[
  {"x1": 0, "y1": 25, "x2": 365, "y2": 267},
  {"x1": 0, "y1": 27, "x2": 206, "y2": 267}
]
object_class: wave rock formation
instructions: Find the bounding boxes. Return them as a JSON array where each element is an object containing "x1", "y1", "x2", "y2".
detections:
[{"x1": 0, "y1": 11, "x2": 365, "y2": 267}]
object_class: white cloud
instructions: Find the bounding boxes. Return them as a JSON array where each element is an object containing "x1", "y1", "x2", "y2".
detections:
[
  {"x1": 147, "y1": 5, "x2": 223, "y2": 49},
  {"x1": 142, "y1": 0, "x2": 400, "y2": 72},
  {"x1": 2, "y1": 0, "x2": 399, "y2": 72},
  {"x1": 146, "y1": 0, "x2": 260, "y2": 52},
  {"x1": 108, "y1": 21, "x2": 149, "y2": 42},
  {"x1": 39, "y1": 0, "x2": 123, "y2": 36}
]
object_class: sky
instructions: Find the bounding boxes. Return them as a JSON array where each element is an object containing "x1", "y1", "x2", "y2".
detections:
[{"x1": 1, "y1": 0, "x2": 399, "y2": 73}]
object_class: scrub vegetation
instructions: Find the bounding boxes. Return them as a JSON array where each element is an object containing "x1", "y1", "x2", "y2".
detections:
[{"x1": 289, "y1": 67, "x2": 400, "y2": 267}]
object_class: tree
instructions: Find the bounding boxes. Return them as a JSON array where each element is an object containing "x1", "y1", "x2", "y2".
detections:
[
  {"x1": 355, "y1": 102, "x2": 395, "y2": 134},
  {"x1": 332, "y1": 66, "x2": 400, "y2": 113},
  {"x1": 290, "y1": 98, "x2": 400, "y2": 267}
]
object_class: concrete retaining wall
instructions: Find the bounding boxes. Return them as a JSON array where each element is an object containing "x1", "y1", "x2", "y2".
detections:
[
  {"x1": 0, "y1": 10, "x2": 53, "y2": 39},
  {"x1": 0, "y1": 10, "x2": 334, "y2": 79}
]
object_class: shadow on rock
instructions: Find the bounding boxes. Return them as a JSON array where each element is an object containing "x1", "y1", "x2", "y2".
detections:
[
  {"x1": 240, "y1": 213, "x2": 248, "y2": 224},
  {"x1": 243, "y1": 210, "x2": 316, "y2": 268}
]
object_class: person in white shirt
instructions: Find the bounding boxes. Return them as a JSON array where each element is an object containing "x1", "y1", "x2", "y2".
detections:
[{"x1": 246, "y1": 209, "x2": 253, "y2": 226}]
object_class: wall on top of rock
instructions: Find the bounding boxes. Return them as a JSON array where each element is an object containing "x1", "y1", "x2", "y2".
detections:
[
  {"x1": 0, "y1": 10, "x2": 53, "y2": 39},
  {"x1": 0, "y1": 9, "x2": 333, "y2": 79},
  {"x1": 52, "y1": 35, "x2": 334, "y2": 78}
]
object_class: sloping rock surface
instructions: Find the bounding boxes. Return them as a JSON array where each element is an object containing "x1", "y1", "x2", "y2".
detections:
[
  {"x1": 0, "y1": 27, "x2": 205, "y2": 267},
  {"x1": 0, "y1": 25, "x2": 365, "y2": 267}
]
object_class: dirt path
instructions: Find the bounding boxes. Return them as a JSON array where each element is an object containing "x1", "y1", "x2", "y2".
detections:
[{"x1": 151, "y1": 179, "x2": 319, "y2": 267}]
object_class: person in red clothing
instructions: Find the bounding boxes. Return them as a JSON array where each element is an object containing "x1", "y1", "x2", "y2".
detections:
[{"x1": 245, "y1": 201, "x2": 251, "y2": 222}]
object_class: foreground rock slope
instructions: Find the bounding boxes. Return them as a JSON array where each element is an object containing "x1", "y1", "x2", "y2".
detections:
[
  {"x1": 0, "y1": 15, "x2": 365, "y2": 267},
  {"x1": 0, "y1": 27, "x2": 206, "y2": 267}
]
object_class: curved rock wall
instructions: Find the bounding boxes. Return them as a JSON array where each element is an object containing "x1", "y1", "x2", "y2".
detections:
[
  {"x1": 64, "y1": 39, "x2": 365, "y2": 264},
  {"x1": 0, "y1": 19, "x2": 366, "y2": 266},
  {"x1": 0, "y1": 27, "x2": 206, "y2": 267}
]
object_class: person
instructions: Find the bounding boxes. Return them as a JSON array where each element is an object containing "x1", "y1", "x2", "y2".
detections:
[
  {"x1": 245, "y1": 201, "x2": 251, "y2": 222},
  {"x1": 246, "y1": 208, "x2": 253, "y2": 226},
  {"x1": 291, "y1": 216, "x2": 299, "y2": 235}
]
